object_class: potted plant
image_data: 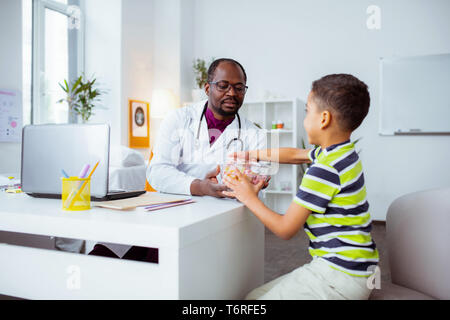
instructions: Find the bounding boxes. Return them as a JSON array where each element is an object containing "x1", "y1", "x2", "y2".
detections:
[
  {"x1": 58, "y1": 74, "x2": 102, "y2": 124},
  {"x1": 192, "y1": 58, "x2": 213, "y2": 102}
]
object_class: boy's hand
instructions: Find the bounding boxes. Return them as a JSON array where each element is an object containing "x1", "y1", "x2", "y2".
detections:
[
  {"x1": 262, "y1": 176, "x2": 271, "y2": 190},
  {"x1": 222, "y1": 169, "x2": 265, "y2": 204}
]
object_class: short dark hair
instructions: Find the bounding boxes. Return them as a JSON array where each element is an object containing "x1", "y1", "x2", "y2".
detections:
[
  {"x1": 311, "y1": 74, "x2": 370, "y2": 132},
  {"x1": 207, "y1": 58, "x2": 247, "y2": 83}
]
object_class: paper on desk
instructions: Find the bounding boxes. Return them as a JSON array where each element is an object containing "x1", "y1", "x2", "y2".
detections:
[{"x1": 94, "y1": 192, "x2": 192, "y2": 210}]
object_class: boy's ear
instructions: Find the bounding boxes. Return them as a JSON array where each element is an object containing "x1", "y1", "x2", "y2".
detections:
[{"x1": 320, "y1": 110, "x2": 332, "y2": 129}]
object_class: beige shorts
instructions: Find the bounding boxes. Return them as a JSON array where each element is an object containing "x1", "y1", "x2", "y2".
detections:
[{"x1": 246, "y1": 257, "x2": 372, "y2": 300}]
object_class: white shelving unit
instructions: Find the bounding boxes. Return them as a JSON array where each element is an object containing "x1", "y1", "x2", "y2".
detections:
[{"x1": 239, "y1": 98, "x2": 306, "y2": 214}]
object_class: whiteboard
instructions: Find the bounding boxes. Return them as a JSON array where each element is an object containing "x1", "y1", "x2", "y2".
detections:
[{"x1": 379, "y1": 53, "x2": 450, "y2": 135}]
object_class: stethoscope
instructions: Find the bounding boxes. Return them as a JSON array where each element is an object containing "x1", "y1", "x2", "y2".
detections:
[{"x1": 196, "y1": 103, "x2": 244, "y2": 151}]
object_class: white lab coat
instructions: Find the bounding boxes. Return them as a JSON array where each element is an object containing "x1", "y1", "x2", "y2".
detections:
[{"x1": 147, "y1": 100, "x2": 267, "y2": 195}]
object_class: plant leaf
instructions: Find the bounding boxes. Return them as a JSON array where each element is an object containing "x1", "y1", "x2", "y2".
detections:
[
  {"x1": 72, "y1": 76, "x2": 82, "y2": 91},
  {"x1": 59, "y1": 82, "x2": 68, "y2": 93}
]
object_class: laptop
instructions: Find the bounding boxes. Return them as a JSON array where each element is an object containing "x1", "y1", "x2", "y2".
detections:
[{"x1": 21, "y1": 123, "x2": 146, "y2": 201}]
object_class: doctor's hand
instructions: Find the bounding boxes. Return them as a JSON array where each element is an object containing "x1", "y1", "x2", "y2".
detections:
[
  {"x1": 205, "y1": 165, "x2": 220, "y2": 184},
  {"x1": 190, "y1": 179, "x2": 230, "y2": 198},
  {"x1": 222, "y1": 170, "x2": 265, "y2": 205},
  {"x1": 190, "y1": 166, "x2": 233, "y2": 198}
]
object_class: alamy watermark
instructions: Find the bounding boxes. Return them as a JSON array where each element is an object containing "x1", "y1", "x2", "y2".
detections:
[
  {"x1": 366, "y1": 265, "x2": 381, "y2": 290},
  {"x1": 366, "y1": 5, "x2": 381, "y2": 30},
  {"x1": 67, "y1": 5, "x2": 81, "y2": 30},
  {"x1": 166, "y1": 127, "x2": 281, "y2": 174},
  {"x1": 66, "y1": 265, "x2": 81, "y2": 290}
]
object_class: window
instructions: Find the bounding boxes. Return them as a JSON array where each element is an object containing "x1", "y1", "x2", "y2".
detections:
[{"x1": 32, "y1": 0, "x2": 84, "y2": 124}]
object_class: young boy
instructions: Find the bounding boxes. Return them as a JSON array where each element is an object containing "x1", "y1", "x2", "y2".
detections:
[{"x1": 223, "y1": 74, "x2": 379, "y2": 300}]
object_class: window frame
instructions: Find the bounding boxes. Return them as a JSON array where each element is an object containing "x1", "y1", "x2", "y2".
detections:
[{"x1": 32, "y1": 0, "x2": 85, "y2": 124}]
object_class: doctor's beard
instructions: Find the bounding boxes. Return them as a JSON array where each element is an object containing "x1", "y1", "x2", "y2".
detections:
[{"x1": 210, "y1": 97, "x2": 241, "y2": 118}]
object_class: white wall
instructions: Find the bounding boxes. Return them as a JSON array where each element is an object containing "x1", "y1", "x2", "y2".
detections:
[
  {"x1": 84, "y1": 0, "x2": 123, "y2": 146},
  {"x1": 152, "y1": 0, "x2": 181, "y2": 97},
  {"x1": 179, "y1": 0, "x2": 196, "y2": 103},
  {"x1": 86, "y1": 0, "x2": 155, "y2": 157},
  {"x1": 149, "y1": 0, "x2": 195, "y2": 150},
  {"x1": 189, "y1": 0, "x2": 450, "y2": 220},
  {"x1": 122, "y1": 0, "x2": 154, "y2": 156},
  {"x1": 0, "y1": 0, "x2": 22, "y2": 174}
]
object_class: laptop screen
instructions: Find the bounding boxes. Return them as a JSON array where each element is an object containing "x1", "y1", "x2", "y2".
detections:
[{"x1": 21, "y1": 123, "x2": 110, "y2": 198}]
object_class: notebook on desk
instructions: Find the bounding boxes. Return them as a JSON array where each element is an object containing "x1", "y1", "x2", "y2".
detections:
[{"x1": 21, "y1": 124, "x2": 146, "y2": 201}]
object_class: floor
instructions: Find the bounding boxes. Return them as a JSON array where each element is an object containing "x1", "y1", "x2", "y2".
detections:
[{"x1": 264, "y1": 222, "x2": 390, "y2": 283}]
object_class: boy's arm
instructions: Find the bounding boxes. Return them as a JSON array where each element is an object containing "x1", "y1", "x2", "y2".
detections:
[
  {"x1": 235, "y1": 148, "x2": 312, "y2": 164},
  {"x1": 245, "y1": 198, "x2": 311, "y2": 240}
]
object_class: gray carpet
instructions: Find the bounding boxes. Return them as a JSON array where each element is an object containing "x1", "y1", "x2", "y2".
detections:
[{"x1": 264, "y1": 222, "x2": 390, "y2": 283}]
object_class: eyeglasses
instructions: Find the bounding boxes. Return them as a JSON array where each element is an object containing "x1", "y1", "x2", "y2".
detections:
[{"x1": 209, "y1": 81, "x2": 248, "y2": 95}]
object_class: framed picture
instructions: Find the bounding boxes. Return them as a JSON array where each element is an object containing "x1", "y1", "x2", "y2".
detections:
[{"x1": 129, "y1": 100, "x2": 150, "y2": 148}]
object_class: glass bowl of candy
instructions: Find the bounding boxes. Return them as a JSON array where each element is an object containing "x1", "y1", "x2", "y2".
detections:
[{"x1": 220, "y1": 159, "x2": 271, "y2": 185}]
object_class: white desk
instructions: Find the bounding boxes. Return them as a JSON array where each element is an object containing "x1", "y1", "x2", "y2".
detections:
[{"x1": 0, "y1": 192, "x2": 264, "y2": 299}]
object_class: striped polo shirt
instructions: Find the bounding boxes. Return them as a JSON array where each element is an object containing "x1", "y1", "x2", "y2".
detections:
[{"x1": 294, "y1": 140, "x2": 379, "y2": 277}]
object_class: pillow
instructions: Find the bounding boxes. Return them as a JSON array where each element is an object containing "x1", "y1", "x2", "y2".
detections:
[{"x1": 110, "y1": 145, "x2": 146, "y2": 167}]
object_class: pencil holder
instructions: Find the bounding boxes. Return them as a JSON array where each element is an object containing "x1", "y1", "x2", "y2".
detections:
[{"x1": 61, "y1": 177, "x2": 91, "y2": 211}]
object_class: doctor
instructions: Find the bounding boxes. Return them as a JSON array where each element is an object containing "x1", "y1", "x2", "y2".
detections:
[{"x1": 147, "y1": 58, "x2": 266, "y2": 197}]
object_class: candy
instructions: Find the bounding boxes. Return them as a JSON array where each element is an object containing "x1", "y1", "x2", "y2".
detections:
[{"x1": 221, "y1": 160, "x2": 270, "y2": 185}]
